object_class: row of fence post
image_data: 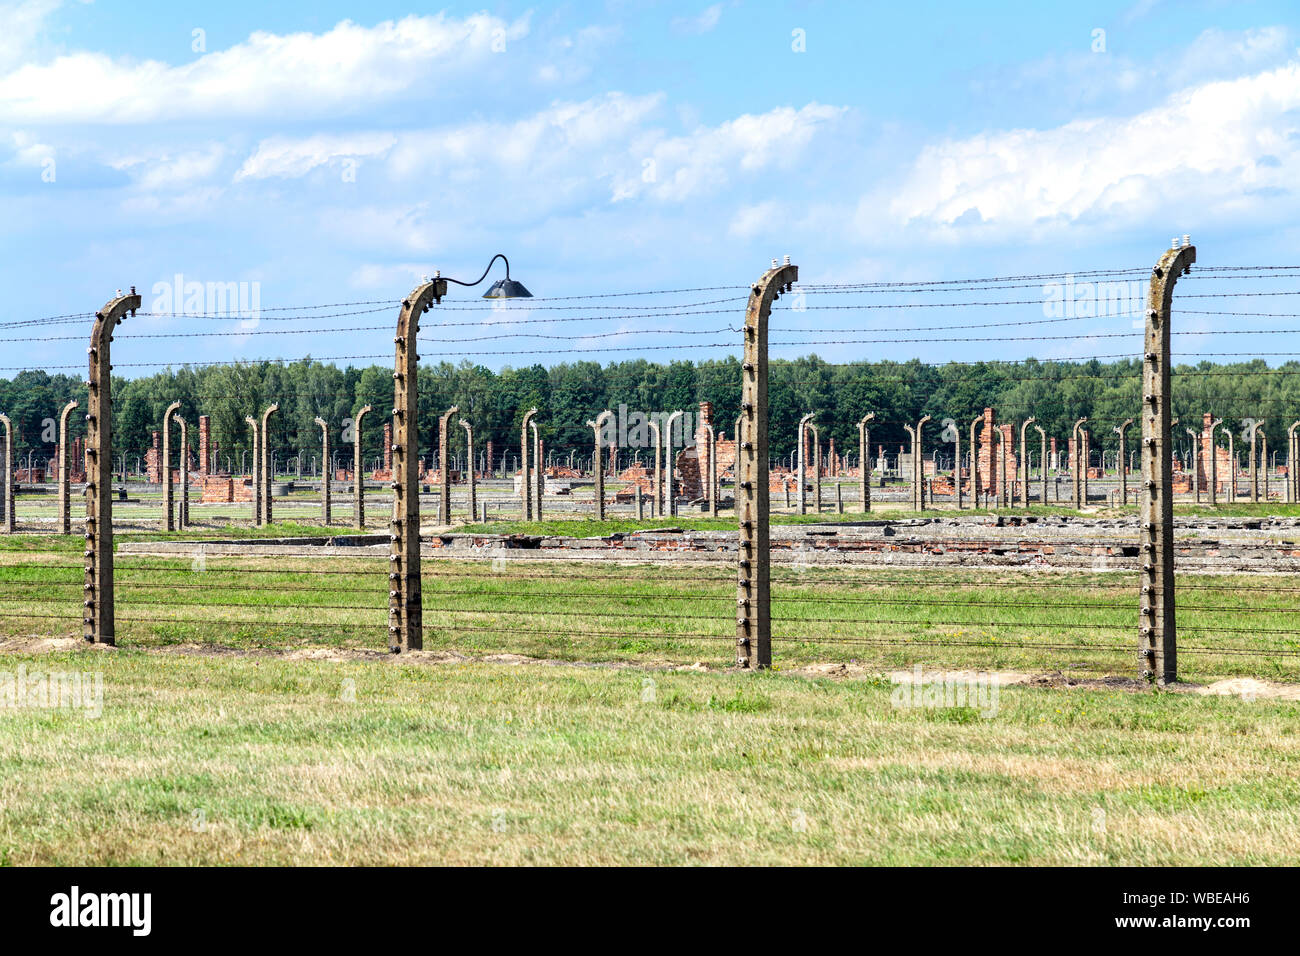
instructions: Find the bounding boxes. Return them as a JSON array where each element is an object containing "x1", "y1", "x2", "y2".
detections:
[{"x1": 60, "y1": 246, "x2": 1189, "y2": 683}]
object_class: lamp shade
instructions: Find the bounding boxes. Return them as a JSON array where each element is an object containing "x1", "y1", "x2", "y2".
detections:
[{"x1": 482, "y1": 278, "x2": 532, "y2": 299}]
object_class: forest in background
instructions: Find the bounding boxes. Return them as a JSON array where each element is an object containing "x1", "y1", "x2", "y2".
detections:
[{"x1": 0, "y1": 355, "x2": 1294, "y2": 472}]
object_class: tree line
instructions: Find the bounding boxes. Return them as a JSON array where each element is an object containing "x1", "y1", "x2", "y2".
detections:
[{"x1": 1, "y1": 355, "x2": 1296, "y2": 473}]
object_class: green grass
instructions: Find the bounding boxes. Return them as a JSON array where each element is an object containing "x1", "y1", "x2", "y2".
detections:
[
  {"x1": 2, "y1": 540, "x2": 1296, "y2": 682},
  {"x1": 0, "y1": 648, "x2": 1296, "y2": 864}
]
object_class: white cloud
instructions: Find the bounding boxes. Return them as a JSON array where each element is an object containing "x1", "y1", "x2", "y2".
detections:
[
  {"x1": 0, "y1": 0, "x2": 65, "y2": 69},
  {"x1": 236, "y1": 133, "x2": 396, "y2": 181},
  {"x1": 613, "y1": 102, "x2": 847, "y2": 202},
  {"x1": 882, "y1": 60, "x2": 1300, "y2": 238},
  {"x1": 113, "y1": 145, "x2": 227, "y2": 189},
  {"x1": 0, "y1": 13, "x2": 531, "y2": 123},
  {"x1": 672, "y1": 4, "x2": 724, "y2": 35}
]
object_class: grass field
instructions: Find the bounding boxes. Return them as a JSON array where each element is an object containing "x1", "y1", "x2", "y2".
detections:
[
  {"x1": 2, "y1": 513, "x2": 1298, "y2": 866},
  {"x1": 1, "y1": 528, "x2": 1297, "y2": 681},
  {"x1": 1, "y1": 647, "x2": 1297, "y2": 865}
]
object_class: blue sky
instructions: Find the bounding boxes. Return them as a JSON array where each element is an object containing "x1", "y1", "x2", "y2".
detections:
[{"x1": 4, "y1": 0, "x2": 1300, "y2": 374}]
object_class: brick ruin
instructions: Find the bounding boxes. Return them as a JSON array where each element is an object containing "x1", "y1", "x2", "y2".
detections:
[
  {"x1": 676, "y1": 401, "x2": 737, "y2": 500},
  {"x1": 54, "y1": 436, "x2": 86, "y2": 483},
  {"x1": 976, "y1": 409, "x2": 1017, "y2": 498}
]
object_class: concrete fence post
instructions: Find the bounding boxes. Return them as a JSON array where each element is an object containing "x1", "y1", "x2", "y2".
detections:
[
  {"x1": 797, "y1": 412, "x2": 814, "y2": 515},
  {"x1": 245, "y1": 416, "x2": 260, "y2": 526},
  {"x1": 57, "y1": 400, "x2": 79, "y2": 534},
  {"x1": 161, "y1": 400, "x2": 180, "y2": 532},
  {"x1": 809, "y1": 422, "x2": 822, "y2": 514},
  {"x1": 1114, "y1": 418, "x2": 1134, "y2": 506},
  {"x1": 649, "y1": 420, "x2": 662, "y2": 518},
  {"x1": 520, "y1": 407, "x2": 537, "y2": 521},
  {"x1": 665, "y1": 410, "x2": 683, "y2": 517},
  {"x1": 1072, "y1": 417, "x2": 1088, "y2": 510},
  {"x1": 389, "y1": 276, "x2": 446, "y2": 653},
  {"x1": 314, "y1": 417, "x2": 331, "y2": 525},
  {"x1": 737, "y1": 257, "x2": 796, "y2": 670},
  {"x1": 1289, "y1": 421, "x2": 1300, "y2": 504},
  {"x1": 1019, "y1": 418, "x2": 1036, "y2": 509},
  {"x1": 1262, "y1": 430, "x2": 1269, "y2": 503},
  {"x1": 354, "y1": 404, "x2": 372, "y2": 529},
  {"x1": 84, "y1": 287, "x2": 142, "y2": 645},
  {"x1": 178, "y1": 416, "x2": 190, "y2": 529},
  {"x1": 587, "y1": 410, "x2": 613, "y2": 520},
  {"x1": 260, "y1": 403, "x2": 279, "y2": 526},
  {"x1": 0, "y1": 413, "x2": 12, "y2": 534},
  {"x1": 1140, "y1": 239, "x2": 1195, "y2": 684},
  {"x1": 459, "y1": 419, "x2": 476, "y2": 520},
  {"x1": 858, "y1": 412, "x2": 875, "y2": 513},
  {"x1": 704, "y1": 423, "x2": 718, "y2": 517},
  {"x1": 1034, "y1": 424, "x2": 1047, "y2": 506},
  {"x1": 969, "y1": 416, "x2": 982, "y2": 509},
  {"x1": 1208, "y1": 417, "x2": 1222, "y2": 507},
  {"x1": 914, "y1": 415, "x2": 931, "y2": 511},
  {"x1": 531, "y1": 420, "x2": 544, "y2": 520},
  {"x1": 438, "y1": 406, "x2": 459, "y2": 524}
]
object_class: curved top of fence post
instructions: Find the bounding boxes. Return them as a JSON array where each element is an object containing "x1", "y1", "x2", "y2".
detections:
[
  {"x1": 88, "y1": 287, "x2": 141, "y2": 359},
  {"x1": 858, "y1": 412, "x2": 875, "y2": 427}
]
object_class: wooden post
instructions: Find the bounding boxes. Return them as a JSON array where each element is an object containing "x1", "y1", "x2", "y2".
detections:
[
  {"x1": 737, "y1": 258, "x2": 797, "y2": 670},
  {"x1": 390, "y1": 277, "x2": 446, "y2": 653},
  {"x1": 1140, "y1": 239, "x2": 1195, "y2": 684},
  {"x1": 57, "y1": 400, "x2": 79, "y2": 534},
  {"x1": 84, "y1": 287, "x2": 142, "y2": 645}
]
